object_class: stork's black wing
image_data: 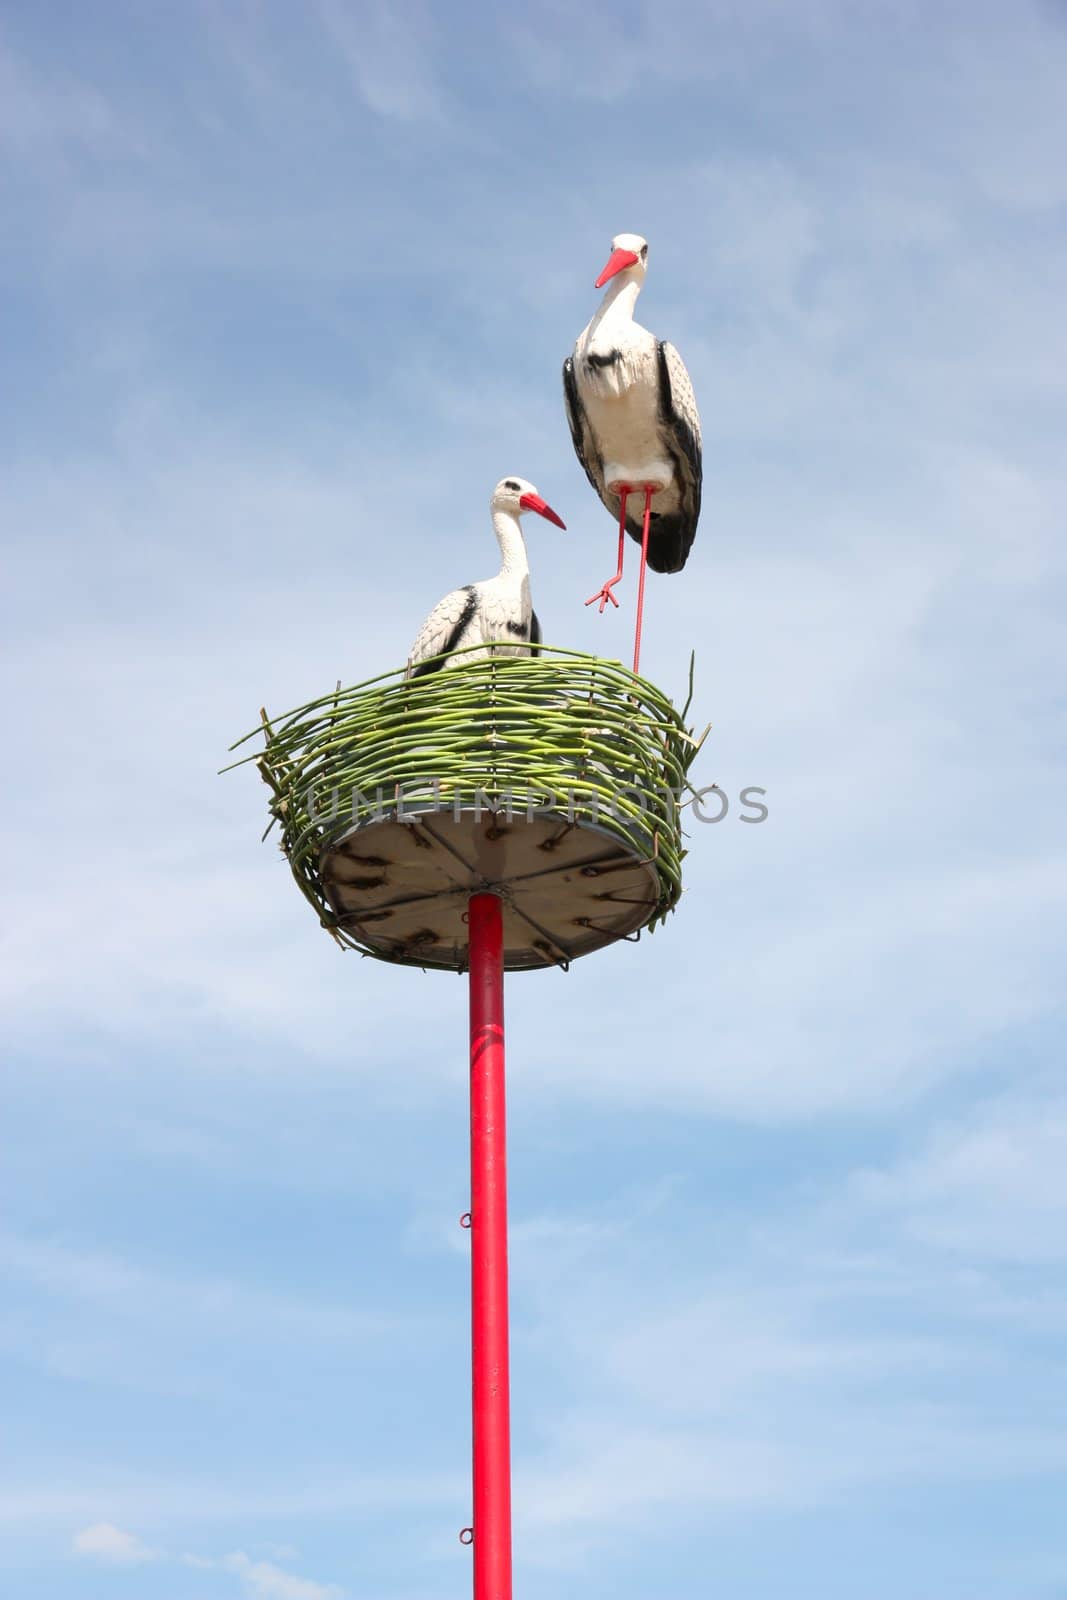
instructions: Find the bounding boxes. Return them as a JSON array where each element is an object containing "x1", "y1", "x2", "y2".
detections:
[
  {"x1": 563, "y1": 356, "x2": 608, "y2": 504},
  {"x1": 645, "y1": 340, "x2": 702, "y2": 574},
  {"x1": 405, "y1": 584, "x2": 478, "y2": 678}
]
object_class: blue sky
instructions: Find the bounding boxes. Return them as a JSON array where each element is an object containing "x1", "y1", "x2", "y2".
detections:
[{"x1": 2, "y1": 1, "x2": 1066, "y2": 1596}]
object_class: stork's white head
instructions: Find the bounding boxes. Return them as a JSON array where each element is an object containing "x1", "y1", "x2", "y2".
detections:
[
  {"x1": 491, "y1": 476, "x2": 566, "y2": 529},
  {"x1": 594, "y1": 232, "x2": 648, "y2": 290}
]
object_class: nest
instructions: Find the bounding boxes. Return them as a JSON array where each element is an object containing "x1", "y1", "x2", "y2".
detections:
[{"x1": 227, "y1": 647, "x2": 707, "y2": 971}]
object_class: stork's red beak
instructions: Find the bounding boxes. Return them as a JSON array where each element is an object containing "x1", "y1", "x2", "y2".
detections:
[
  {"x1": 519, "y1": 492, "x2": 566, "y2": 529},
  {"x1": 595, "y1": 247, "x2": 640, "y2": 289}
]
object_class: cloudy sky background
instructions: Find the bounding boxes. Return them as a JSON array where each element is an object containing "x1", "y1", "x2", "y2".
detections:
[{"x1": 2, "y1": 2, "x2": 1066, "y2": 1596}]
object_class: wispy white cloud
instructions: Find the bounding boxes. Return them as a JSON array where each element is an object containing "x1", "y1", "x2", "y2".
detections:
[
  {"x1": 492, "y1": 1096, "x2": 1067, "y2": 1557},
  {"x1": 74, "y1": 1526, "x2": 343, "y2": 1598},
  {"x1": 0, "y1": 1231, "x2": 416, "y2": 1397},
  {"x1": 1, "y1": 1469, "x2": 458, "y2": 1530},
  {"x1": 72, "y1": 1522, "x2": 159, "y2": 1564},
  {"x1": 505, "y1": 0, "x2": 849, "y2": 103},
  {"x1": 0, "y1": 39, "x2": 121, "y2": 155},
  {"x1": 316, "y1": 0, "x2": 448, "y2": 122},
  {"x1": 853, "y1": 1094, "x2": 1067, "y2": 1262},
  {"x1": 514, "y1": 1406, "x2": 1067, "y2": 1549},
  {"x1": 221, "y1": 1550, "x2": 344, "y2": 1600},
  {"x1": 0, "y1": 1232, "x2": 381, "y2": 1339}
]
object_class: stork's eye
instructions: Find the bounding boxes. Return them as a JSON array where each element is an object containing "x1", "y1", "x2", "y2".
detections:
[
  {"x1": 640, "y1": 244, "x2": 648, "y2": 260},
  {"x1": 504, "y1": 479, "x2": 520, "y2": 490}
]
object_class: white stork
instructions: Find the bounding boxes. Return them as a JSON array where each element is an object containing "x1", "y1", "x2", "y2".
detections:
[
  {"x1": 563, "y1": 232, "x2": 702, "y2": 674},
  {"x1": 405, "y1": 476, "x2": 566, "y2": 678}
]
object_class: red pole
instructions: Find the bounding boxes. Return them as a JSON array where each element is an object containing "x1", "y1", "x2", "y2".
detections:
[{"x1": 467, "y1": 892, "x2": 512, "y2": 1600}]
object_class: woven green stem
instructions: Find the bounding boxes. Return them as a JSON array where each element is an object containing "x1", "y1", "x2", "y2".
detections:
[{"x1": 227, "y1": 646, "x2": 707, "y2": 961}]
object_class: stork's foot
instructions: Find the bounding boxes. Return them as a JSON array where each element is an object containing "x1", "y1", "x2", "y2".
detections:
[{"x1": 585, "y1": 577, "x2": 622, "y2": 613}]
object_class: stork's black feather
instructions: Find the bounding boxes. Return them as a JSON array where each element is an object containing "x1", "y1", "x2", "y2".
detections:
[
  {"x1": 562, "y1": 357, "x2": 602, "y2": 502},
  {"x1": 407, "y1": 586, "x2": 478, "y2": 678},
  {"x1": 646, "y1": 340, "x2": 701, "y2": 574}
]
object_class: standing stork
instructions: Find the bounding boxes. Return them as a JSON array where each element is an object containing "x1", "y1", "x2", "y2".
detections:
[
  {"x1": 563, "y1": 232, "x2": 702, "y2": 675},
  {"x1": 405, "y1": 476, "x2": 565, "y2": 678}
]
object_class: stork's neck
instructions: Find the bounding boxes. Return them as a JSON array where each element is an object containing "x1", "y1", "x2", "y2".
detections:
[
  {"x1": 492, "y1": 509, "x2": 528, "y2": 578},
  {"x1": 590, "y1": 276, "x2": 642, "y2": 344}
]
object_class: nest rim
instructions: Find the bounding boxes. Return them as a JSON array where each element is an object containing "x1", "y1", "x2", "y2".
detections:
[{"x1": 229, "y1": 645, "x2": 706, "y2": 973}]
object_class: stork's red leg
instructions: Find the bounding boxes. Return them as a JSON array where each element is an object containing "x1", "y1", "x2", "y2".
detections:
[
  {"x1": 585, "y1": 486, "x2": 630, "y2": 613},
  {"x1": 632, "y1": 484, "x2": 654, "y2": 675}
]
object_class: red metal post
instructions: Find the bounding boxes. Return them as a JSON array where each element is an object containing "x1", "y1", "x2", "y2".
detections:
[{"x1": 467, "y1": 892, "x2": 512, "y2": 1600}]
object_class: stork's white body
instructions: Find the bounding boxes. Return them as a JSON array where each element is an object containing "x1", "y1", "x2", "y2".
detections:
[
  {"x1": 405, "y1": 518, "x2": 535, "y2": 677},
  {"x1": 564, "y1": 233, "x2": 702, "y2": 576},
  {"x1": 405, "y1": 478, "x2": 563, "y2": 679},
  {"x1": 572, "y1": 281, "x2": 673, "y2": 494}
]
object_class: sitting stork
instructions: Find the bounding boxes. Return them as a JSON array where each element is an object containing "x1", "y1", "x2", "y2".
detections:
[
  {"x1": 405, "y1": 476, "x2": 565, "y2": 678},
  {"x1": 563, "y1": 232, "x2": 702, "y2": 674}
]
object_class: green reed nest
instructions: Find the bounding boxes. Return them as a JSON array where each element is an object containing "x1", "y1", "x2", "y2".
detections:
[{"x1": 227, "y1": 646, "x2": 707, "y2": 959}]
